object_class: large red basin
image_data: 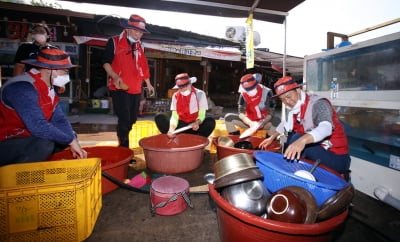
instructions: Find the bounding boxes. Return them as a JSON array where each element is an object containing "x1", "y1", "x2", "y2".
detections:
[
  {"x1": 48, "y1": 146, "x2": 133, "y2": 195},
  {"x1": 209, "y1": 184, "x2": 348, "y2": 242},
  {"x1": 213, "y1": 135, "x2": 281, "y2": 160},
  {"x1": 139, "y1": 134, "x2": 209, "y2": 174}
]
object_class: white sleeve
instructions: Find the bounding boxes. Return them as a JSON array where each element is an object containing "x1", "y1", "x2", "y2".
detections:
[
  {"x1": 170, "y1": 94, "x2": 177, "y2": 111},
  {"x1": 307, "y1": 121, "x2": 333, "y2": 143},
  {"x1": 275, "y1": 121, "x2": 285, "y2": 134},
  {"x1": 197, "y1": 90, "x2": 209, "y2": 110}
]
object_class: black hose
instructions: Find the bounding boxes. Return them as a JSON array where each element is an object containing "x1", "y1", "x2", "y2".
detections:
[
  {"x1": 101, "y1": 171, "x2": 208, "y2": 194},
  {"x1": 101, "y1": 171, "x2": 149, "y2": 194}
]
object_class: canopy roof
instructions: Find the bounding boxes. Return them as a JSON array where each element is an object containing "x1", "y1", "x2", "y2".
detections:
[{"x1": 59, "y1": 0, "x2": 305, "y2": 23}]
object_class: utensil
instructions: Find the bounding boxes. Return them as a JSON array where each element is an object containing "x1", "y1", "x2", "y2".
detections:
[
  {"x1": 172, "y1": 124, "x2": 192, "y2": 134},
  {"x1": 222, "y1": 180, "x2": 270, "y2": 216},
  {"x1": 239, "y1": 121, "x2": 262, "y2": 139},
  {"x1": 204, "y1": 173, "x2": 215, "y2": 184},
  {"x1": 294, "y1": 159, "x2": 321, "y2": 181},
  {"x1": 167, "y1": 124, "x2": 193, "y2": 144}
]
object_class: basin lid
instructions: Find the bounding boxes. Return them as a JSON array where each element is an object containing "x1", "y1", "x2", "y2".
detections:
[{"x1": 151, "y1": 176, "x2": 189, "y2": 193}]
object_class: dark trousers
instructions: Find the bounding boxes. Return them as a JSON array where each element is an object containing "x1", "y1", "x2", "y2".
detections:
[
  {"x1": 286, "y1": 133, "x2": 351, "y2": 175},
  {"x1": 111, "y1": 90, "x2": 141, "y2": 148},
  {"x1": 154, "y1": 113, "x2": 216, "y2": 138},
  {"x1": 0, "y1": 136, "x2": 67, "y2": 166}
]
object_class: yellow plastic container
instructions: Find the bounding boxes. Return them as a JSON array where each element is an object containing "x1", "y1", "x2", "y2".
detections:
[
  {"x1": 209, "y1": 120, "x2": 229, "y2": 153},
  {"x1": 212, "y1": 120, "x2": 229, "y2": 137},
  {"x1": 0, "y1": 158, "x2": 102, "y2": 242},
  {"x1": 129, "y1": 120, "x2": 160, "y2": 149}
]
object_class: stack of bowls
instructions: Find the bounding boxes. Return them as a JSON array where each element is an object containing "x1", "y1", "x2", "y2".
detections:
[
  {"x1": 214, "y1": 153, "x2": 269, "y2": 215},
  {"x1": 213, "y1": 153, "x2": 263, "y2": 189}
]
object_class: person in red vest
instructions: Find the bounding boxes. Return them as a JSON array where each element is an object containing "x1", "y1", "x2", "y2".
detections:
[
  {"x1": 154, "y1": 73, "x2": 216, "y2": 137},
  {"x1": 0, "y1": 48, "x2": 87, "y2": 166},
  {"x1": 224, "y1": 73, "x2": 275, "y2": 136},
  {"x1": 259, "y1": 76, "x2": 351, "y2": 176},
  {"x1": 102, "y1": 14, "x2": 154, "y2": 148}
]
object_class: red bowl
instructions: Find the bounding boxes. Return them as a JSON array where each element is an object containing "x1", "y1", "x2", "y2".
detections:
[
  {"x1": 213, "y1": 135, "x2": 281, "y2": 160},
  {"x1": 48, "y1": 146, "x2": 133, "y2": 195},
  {"x1": 139, "y1": 134, "x2": 209, "y2": 174}
]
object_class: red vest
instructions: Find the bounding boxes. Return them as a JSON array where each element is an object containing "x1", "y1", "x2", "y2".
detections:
[
  {"x1": 109, "y1": 31, "x2": 150, "y2": 94},
  {"x1": 0, "y1": 71, "x2": 58, "y2": 141},
  {"x1": 176, "y1": 87, "x2": 199, "y2": 123},
  {"x1": 242, "y1": 85, "x2": 268, "y2": 121},
  {"x1": 292, "y1": 94, "x2": 348, "y2": 155}
]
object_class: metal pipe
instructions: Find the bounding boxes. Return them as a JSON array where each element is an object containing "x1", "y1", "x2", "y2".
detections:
[{"x1": 347, "y1": 18, "x2": 400, "y2": 37}]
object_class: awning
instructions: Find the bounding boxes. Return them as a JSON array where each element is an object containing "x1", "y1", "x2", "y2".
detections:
[
  {"x1": 73, "y1": 36, "x2": 108, "y2": 47},
  {"x1": 73, "y1": 36, "x2": 242, "y2": 61},
  {"x1": 58, "y1": 0, "x2": 305, "y2": 23}
]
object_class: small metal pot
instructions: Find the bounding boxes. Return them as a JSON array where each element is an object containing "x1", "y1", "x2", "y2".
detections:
[
  {"x1": 218, "y1": 136, "x2": 235, "y2": 147},
  {"x1": 222, "y1": 180, "x2": 270, "y2": 216}
]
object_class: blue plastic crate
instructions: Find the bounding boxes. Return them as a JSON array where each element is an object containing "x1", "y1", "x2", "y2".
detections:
[{"x1": 254, "y1": 151, "x2": 348, "y2": 206}]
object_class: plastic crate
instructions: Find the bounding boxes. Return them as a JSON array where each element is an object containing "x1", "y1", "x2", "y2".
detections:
[
  {"x1": 0, "y1": 158, "x2": 102, "y2": 242},
  {"x1": 129, "y1": 120, "x2": 160, "y2": 149},
  {"x1": 254, "y1": 151, "x2": 348, "y2": 206}
]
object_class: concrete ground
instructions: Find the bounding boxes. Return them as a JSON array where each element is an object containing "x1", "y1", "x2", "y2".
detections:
[{"x1": 66, "y1": 111, "x2": 400, "y2": 242}]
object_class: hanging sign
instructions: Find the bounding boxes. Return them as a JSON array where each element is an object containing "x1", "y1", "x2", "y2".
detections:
[{"x1": 246, "y1": 13, "x2": 254, "y2": 69}]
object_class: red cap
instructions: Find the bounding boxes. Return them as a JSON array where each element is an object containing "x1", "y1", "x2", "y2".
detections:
[
  {"x1": 120, "y1": 14, "x2": 150, "y2": 33},
  {"x1": 273, "y1": 76, "x2": 303, "y2": 97}
]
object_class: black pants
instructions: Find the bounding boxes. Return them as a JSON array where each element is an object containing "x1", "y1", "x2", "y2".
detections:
[
  {"x1": 111, "y1": 90, "x2": 141, "y2": 148},
  {"x1": 0, "y1": 136, "x2": 67, "y2": 166},
  {"x1": 154, "y1": 113, "x2": 216, "y2": 138}
]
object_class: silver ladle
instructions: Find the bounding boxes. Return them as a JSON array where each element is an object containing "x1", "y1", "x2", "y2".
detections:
[{"x1": 204, "y1": 173, "x2": 215, "y2": 184}]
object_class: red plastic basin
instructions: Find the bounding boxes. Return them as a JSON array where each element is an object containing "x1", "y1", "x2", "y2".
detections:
[
  {"x1": 213, "y1": 135, "x2": 281, "y2": 160},
  {"x1": 208, "y1": 183, "x2": 348, "y2": 242},
  {"x1": 48, "y1": 146, "x2": 133, "y2": 195},
  {"x1": 139, "y1": 134, "x2": 209, "y2": 174}
]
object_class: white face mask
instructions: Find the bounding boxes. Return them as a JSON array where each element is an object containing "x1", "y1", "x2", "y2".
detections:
[
  {"x1": 53, "y1": 74, "x2": 70, "y2": 87},
  {"x1": 181, "y1": 89, "x2": 191, "y2": 96},
  {"x1": 127, "y1": 36, "x2": 138, "y2": 44},
  {"x1": 32, "y1": 34, "x2": 46, "y2": 44},
  {"x1": 246, "y1": 88, "x2": 258, "y2": 96}
]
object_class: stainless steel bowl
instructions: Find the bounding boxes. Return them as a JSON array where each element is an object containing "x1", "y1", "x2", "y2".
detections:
[
  {"x1": 214, "y1": 153, "x2": 256, "y2": 180},
  {"x1": 218, "y1": 136, "x2": 235, "y2": 147},
  {"x1": 222, "y1": 180, "x2": 270, "y2": 216}
]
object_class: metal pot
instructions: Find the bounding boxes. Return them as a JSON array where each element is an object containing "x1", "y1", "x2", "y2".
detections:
[
  {"x1": 222, "y1": 180, "x2": 270, "y2": 216},
  {"x1": 213, "y1": 153, "x2": 263, "y2": 189}
]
